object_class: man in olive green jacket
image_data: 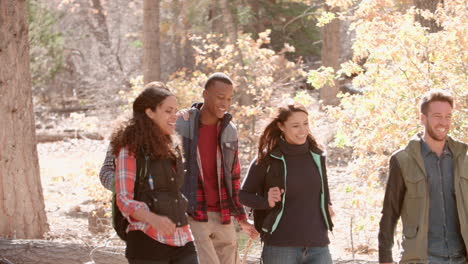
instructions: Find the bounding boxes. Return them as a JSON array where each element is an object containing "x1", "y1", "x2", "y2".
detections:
[{"x1": 378, "y1": 90, "x2": 468, "y2": 264}]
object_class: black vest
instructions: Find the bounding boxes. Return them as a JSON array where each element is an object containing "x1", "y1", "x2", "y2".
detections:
[{"x1": 135, "y1": 150, "x2": 188, "y2": 227}]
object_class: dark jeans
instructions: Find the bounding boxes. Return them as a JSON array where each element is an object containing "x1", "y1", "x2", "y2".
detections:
[
  {"x1": 261, "y1": 245, "x2": 332, "y2": 264},
  {"x1": 128, "y1": 252, "x2": 198, "y2": 264}
]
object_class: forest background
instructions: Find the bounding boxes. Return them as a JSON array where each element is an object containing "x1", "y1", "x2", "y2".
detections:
[{"x1": 0, "y1": 0, "x2": 466, "y2": 263}]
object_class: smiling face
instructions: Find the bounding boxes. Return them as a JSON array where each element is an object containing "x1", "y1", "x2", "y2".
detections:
[
  {"x1": 202, "y1": 80, "x2": 234, "y2": 120},
  {"x1": 145, "y1": 95, "x2": 178, "y2": 135},
  {"x1": 421, "y1": 100, "x2": 452, "y2": 142},
  {"x1": 278, "y1": 111, "x2": 310, "y2": 145}
]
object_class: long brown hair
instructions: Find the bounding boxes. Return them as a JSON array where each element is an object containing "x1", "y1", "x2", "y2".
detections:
[
  {"x1": 257, "y1": 103, "x2": 321, "y2": 164},
  {"x1": 110, "y1": 87, "x2": 178, "y2": 159}
]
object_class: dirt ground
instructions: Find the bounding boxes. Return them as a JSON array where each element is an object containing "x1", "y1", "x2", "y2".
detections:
[{"x1": 37, "y1": 137, "x2": 389, "y2": 264}]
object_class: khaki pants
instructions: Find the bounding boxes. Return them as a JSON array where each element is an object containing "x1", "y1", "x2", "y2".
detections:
[{"x1": 188, "y1": 212, "x2": 239, "y2": 264}]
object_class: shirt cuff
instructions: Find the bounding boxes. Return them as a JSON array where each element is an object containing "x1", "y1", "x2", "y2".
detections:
[{"x1": 124, "y1": 201, "x2": 150, "y2": 225}]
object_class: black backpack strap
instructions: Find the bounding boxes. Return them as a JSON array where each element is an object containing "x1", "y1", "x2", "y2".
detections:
[{"x1": 134, "y1": 147, "x2": 150, "y2": 200}]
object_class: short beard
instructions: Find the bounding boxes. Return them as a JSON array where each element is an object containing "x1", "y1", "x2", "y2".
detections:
[{"x1": 425, "y1": 126, "x2": 446, "y2": 142}]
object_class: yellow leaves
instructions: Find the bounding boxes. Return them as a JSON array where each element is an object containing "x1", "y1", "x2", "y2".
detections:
[
  {"x1": 293, "y1": 90, "x2": 314, "y2": 107},
  {"x1": 307, "y1": 67, "x2": 335, "y2": 89},
  {"x1": 326, "y1": 0, "x2": 355, "y2": 9},
  {"x1": 338, "y1": 61, "x2": 364, "y2": 77},
  {"x1": 317, "y1": 11, "x2": 336, "y2": 27},
  {"x1": 257, "y1": 29, "x2": 271, "y2": 45}
]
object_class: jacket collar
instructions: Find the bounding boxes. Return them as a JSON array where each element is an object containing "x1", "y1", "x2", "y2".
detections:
[
  {"x1": 406, "y1": 132, "x2": 466, "y2": 172},
  {"x1": 269, "y1": 144, "x2": 324, "y2": 159},
  {"x1": 405, "y1": 133, "x2": 429, "y2": 173}
]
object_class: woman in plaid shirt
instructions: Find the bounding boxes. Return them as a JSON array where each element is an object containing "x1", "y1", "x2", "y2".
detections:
[{"x1": 110, "y1": 87, "x2": 198, "y2": 264}]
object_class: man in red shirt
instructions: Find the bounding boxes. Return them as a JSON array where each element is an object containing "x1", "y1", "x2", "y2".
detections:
[{"x1": 177, "y1": 73, "x2": 258, "y2": 264}]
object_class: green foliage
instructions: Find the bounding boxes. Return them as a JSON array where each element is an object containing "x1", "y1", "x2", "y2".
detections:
[
  {"x1": 242, "y1": 1, "x2": 322, "y2": 59},
  {"x1": 129, "y1": 40, "x2": 143, "y2": 48},
  {"x1": 28, "y1": 0, "x2": 65, "y2": 87}
]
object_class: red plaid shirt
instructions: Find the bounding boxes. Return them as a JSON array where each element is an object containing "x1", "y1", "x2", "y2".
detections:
[
  {"x1": 115, "y1": 147, "x2": 194, "y2": 246},
  {"x1": 191, "y1": 124, "x2": 247, "y2": 224}
]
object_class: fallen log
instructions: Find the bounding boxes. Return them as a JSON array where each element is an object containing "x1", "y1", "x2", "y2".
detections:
[
  {"x1": 0, "y1": 239, "x2": 126, "y2": 264},
  {"x1": 36, "y1": 131, "x2": 104, "y2": 143},
  {"x1": 48, "y1": 106, "x2": 94, "y2": 114}
]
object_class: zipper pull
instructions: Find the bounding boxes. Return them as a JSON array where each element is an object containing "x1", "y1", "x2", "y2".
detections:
[{"x1": 148, "y1": 174, "x2": 154, "y2": 190}]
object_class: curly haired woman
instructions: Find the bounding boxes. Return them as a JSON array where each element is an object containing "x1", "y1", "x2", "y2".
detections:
[{"x1": 111, "y1": 87, "x2": 198, "y2": 264}]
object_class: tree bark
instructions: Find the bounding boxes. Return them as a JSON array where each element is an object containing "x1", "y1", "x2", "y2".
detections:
[
  {"x1": 181, "y1": 1, "x2": 195, "y2": 70},
  {"x1": 172, "y1": 0, "x2": 183, "y2": 70},
  {"x1": 0, "y1": 239, "x2": 126, "y2": 264},
  {"x1": 0, "y1": 0, "x2": 48, "y2": 239},
  {"x1": 143, "y1": 0, "x2": 161, "y2": 84},
  {"x1": 83, "y1": 0, "x2": 123, "y2": 72},
  {"x1": 320, "y1": 5, "x2": 342, "y2": 106},
  {"x1": 209, "y1": 0, "x2": 224, "y2": 33},
  {"x1": 219, "y1": 0, "x2": 252, "y2": 106},
  {"x1": 414, "y1": 0, "x2": 443, "y2": 33}
]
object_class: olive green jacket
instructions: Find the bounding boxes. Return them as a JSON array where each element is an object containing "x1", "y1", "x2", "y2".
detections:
[{"x1": 378, "y1": 134, "x2": 468, "y2": 264}]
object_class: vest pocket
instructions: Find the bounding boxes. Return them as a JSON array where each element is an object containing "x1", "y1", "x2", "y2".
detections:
[{"x1": 405, "y1": 175, "x2": 426, "y2": 198}]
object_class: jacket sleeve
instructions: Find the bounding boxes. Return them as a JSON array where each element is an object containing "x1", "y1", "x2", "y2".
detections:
[
  {"x1": 239, "y1": 159, "x2": 270, "y2": 210},
  {"x1": 99, "y1": 143, "x2": 116, "y2": 191},
  {"x1": 378, "y1": 155, "x2": 406, "y2": 263},
  {"x1": 231, "y1": 148, "x2": 248, "y2": 222},
  {"x1": 322, "y1": 156, "x2": 332, "y2": 206}
]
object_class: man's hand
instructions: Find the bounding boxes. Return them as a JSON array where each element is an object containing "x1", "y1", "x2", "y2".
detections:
[
  {"x1": 239, "y1": 219, "x2": 259, "y2": 239},
  {"x1": 267, "y1": 187, "x2": 284, "y2": 208}
]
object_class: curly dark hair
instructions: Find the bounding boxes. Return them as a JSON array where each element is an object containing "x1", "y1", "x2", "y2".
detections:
[
  {"x1": 257, "y1": 103, "x2": 322, "y2": 164},
  {"x1": 110, "y1": 87, "x2": 178, "y2": 159}
]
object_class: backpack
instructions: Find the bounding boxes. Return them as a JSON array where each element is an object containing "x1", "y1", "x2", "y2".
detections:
[
  {"x1": 112, "y1": 193, "x2": 131, "y2": 241},
  {"x1": 251, "y1": 164, "x2": 272, "y2": 237},
  {"x1": 111, "y1": 154, "x2": 146, "y2": 241}
]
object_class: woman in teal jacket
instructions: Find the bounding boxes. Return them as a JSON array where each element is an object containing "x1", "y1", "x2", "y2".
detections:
[{"x1": 239, "y1": 103, "x2": 334, "y2": 264}]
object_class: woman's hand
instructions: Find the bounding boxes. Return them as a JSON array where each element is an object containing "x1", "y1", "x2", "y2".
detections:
[
  {"x1": 176, "y1": 108, "x2": 190, "y2": 121},
  {"x1": 267, "y1": 187, "x2": 284, "y2": 208},
  {"x1": 148, "y1": 213, "x2": 176, "y2": 236}
]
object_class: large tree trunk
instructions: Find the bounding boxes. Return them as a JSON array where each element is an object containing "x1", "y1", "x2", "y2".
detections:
[
  {"x1": 414, "y1": 0, "x2": 443, "y2": 33},
  {"x1": 181, "y1": 1, "x2": 195, "y2": 70},
  {"x1": 319, "y1": 4, "x2": 354, "y2": 106},
  {"x1": 83, "y1": 0, "x2": 123, "y2": 72},
  {"x1": 209, "y1": 0, "x2": 224, "y2": 33},
  {"x1": 0, "y1": 239, "x2": 126, "y2": 264},
  {"x1": 143, "y1": 0, "x2": 161, "y2": 84},
  {"x1": 0, "y1": 0, "x2": 48, "y2": 239},
  {"x1": 172, "y1": 0, "x2": 183, "y2": 71},
  {"x1": 219, "y1": 0, "x2": 252, "y2": 106}
]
